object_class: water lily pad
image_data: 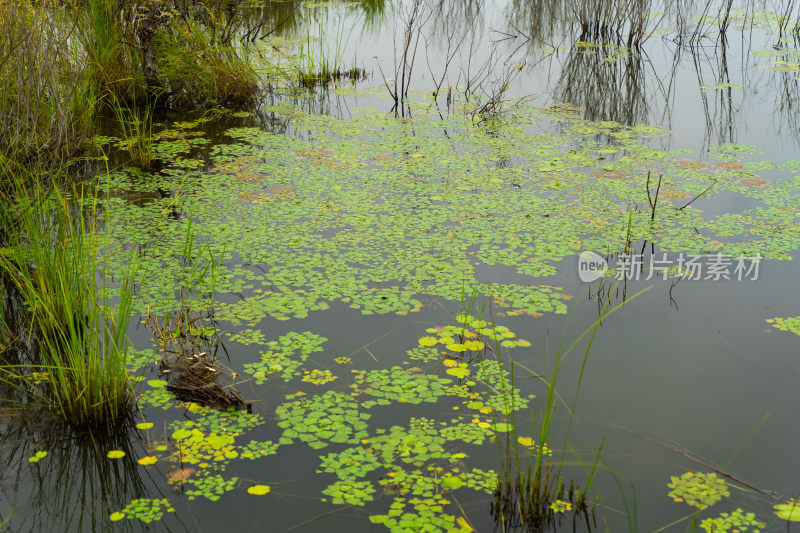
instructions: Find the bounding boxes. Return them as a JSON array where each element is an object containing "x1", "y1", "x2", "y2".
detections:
[
  {"x1": 446, "y1": 366, "x2": 471, "y2": 379},
  {"x1": 247, "y1": 484, "x2": 271, "y2": 495},
  {"x1": 28, "y1": 450, "x2": 47, "y2": 463},
  {"x1": 775, "y1": 500, "x2": 800, "y2": 521},
  {"x1": 418, "y1": 336, "x2": 438, "y2": 347}
]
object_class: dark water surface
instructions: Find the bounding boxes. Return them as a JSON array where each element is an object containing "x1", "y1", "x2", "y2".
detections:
[{"x1": 2, "y1": 0, "x2": 800, "y2": 531}]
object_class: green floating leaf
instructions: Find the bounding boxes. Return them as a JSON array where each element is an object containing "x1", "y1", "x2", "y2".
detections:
[
  {"x1": 446, "y1": 366, "x2": 471, "y2": 379},
  {"x1": 28, "y1": 450, "x2": 48, "y2": 463},
  {"x1": 775, "y1": 500, "x2": 800, "y2": 521},
  {"x1": 441, "y1": 476, "x2": 464, "y2": 490},
  {"x1": 418, "y1": 336, "x2": 438, "y2": 347}
]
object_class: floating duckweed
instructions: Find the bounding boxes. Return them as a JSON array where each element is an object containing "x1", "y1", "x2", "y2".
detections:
[
  {"x1": 239, "y1": 440, "x2": 279, "y2": 460},
  {"x1": 322, "y1": 479, "x2": 375, "y2": 506},
  {"x1": 350, "y1": 367, "x2": 453, "y2": 405},
  {"x1": 228, "y1": 329, "x2": 268, "y2": 345},
  {"x1": 667, "y1": 472, "x2": 730, "y2": 509},
  {"x1": 407, "y1": 347, "x2": 440, "y2": 362},
  {"x1": 111, "y1": 498, "x2": 175, "y2": 524},
  {"x1": 98, "y1": 91, "x2": 800, "y2": 530},
  {"x1": 767, "y1": 316, "x2": 800, "y2": 336},
  {"x1": 186, "y1": 474, "x2": 238, "y2": 501},
  {"x1": 550, "y1": 499, "x2": 573, "y2": 513},
  {"x1": 276, "y1": 390, "x2": 370, "y2": 449},
  {"x1": 701, "y1": 508, "x2": 765, "y2": 532},
  {"x1": 243, "y1": 331, "x2": 328, "y2": 383},
  {"x1": 302, "y1": 369, "x2": 337, "y2": 385}
]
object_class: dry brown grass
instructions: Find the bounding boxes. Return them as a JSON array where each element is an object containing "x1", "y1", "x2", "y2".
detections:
[{"x1": 0, "y1": 2, "x2": 96, "y2": 168}]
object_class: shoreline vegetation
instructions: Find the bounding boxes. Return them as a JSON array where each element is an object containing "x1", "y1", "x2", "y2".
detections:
[
  {"x1": 0, "y1": 0, "x2": 264, "y2": 177},
  {"x1": 0, "y1": 0, "x2": 264, "y2": 430}
]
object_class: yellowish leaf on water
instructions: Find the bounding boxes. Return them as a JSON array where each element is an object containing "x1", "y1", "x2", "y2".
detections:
[
  {"x1": 517, "y1": 436, "x2": 535, "y2": 447},
  {"x1": 247, "y1": 485, "x2": 271, "y2": 495},
  {"x1": 418, "y1": 336, "x2": 437, "y2": 347},
  {"x1": 456, "y1": 516, "x2": 475, "y2": 531},
  {"x1": 138, "y1": 456, "x2": 158, "y2": 465},
  {"x1": 107, "y1": 450, "x2": 125, "y2": 459}
]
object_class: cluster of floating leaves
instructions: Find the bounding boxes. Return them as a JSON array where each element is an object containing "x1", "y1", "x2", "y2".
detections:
[
  {"x1": 27, "y1": 451, "x2": 47, "y2": 463},
  {"x1": 322, "y1": 479, "x2": 376, "y2": 506},
  {"x1": 242, "y1": 331, "x2": 327, "y2": 383},
  {"x1": 276, "y1": 390, "x2": 371, "y2": 449},
  {"x1": 665, "y1": 471, "x2": 774, "y2": 533},
  {"x1": 302, "y1": 368, "x2": 338, "y2": 385},
  {"x1": 700, "y1": 508, "x2": 765, "y2": 533},
  {"x1": 99, "y1": 96, "x2": 800, "y2": 331},
  {"x1": 118, "y1": 314, "x2": 547, "y2": 529},
  {"x1": 94, "y1": 92, "x2": 800, "y2": 529},
  {"x1": 110, "y1": 498, "x2": 175, "y2": 524},
  {"x1": 350, "y1": 367, "x2": 454, "y2": 406},
  {"x1": 132, "y1": 392, "x2": 278, "y2": 504},
  {"x1": 766, "y1": 316, "x2": 800, "y2": 337},
  {"x1": 667, "y1": 471, "x2": 730, "y2": 510},
  {"x1": 369, "y1": 496, "x2": 475, "y2": 532},
  {"x1": 227, "y1": 328, "x2": 267, "y2": 345},
  {"x1": 550, "y1": 499, "x2": 573, "y2": 513}
]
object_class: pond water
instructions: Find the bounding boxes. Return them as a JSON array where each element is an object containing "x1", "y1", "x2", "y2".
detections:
[{"x1": 2, "y1": 0, "x2": 800, "y2": 531}]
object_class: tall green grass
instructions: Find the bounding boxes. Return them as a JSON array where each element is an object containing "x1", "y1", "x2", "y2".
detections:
[
  {"x1": 83, "y1": 0, "x2": 145, "y2": 101},
  {"x1": 146, "y1": 214, "x2": 226, "y2": 363},
  {"x1": 0, "y1": 172, "x2": 136, "y2": 428},
  {"x1": 108, "y1": 90, "x2": 157, "y2": 170},
  {"x1": 295, "y1": 6, "x2": 360, "y2": 88},
  {"x1": 473, "y1": 285, "x2": 651, "y2": 530}
]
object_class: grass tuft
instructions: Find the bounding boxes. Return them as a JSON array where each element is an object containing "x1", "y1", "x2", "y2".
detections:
[
  {"x1": 462, "y1": 285, "x2": 652, "y2": 530},
  {"x1": 0, "y1": 170, "x2": 136, "y2": 429},
  {"x1": 155, "y1": 17, "x2": 260, "y2": 107}
]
